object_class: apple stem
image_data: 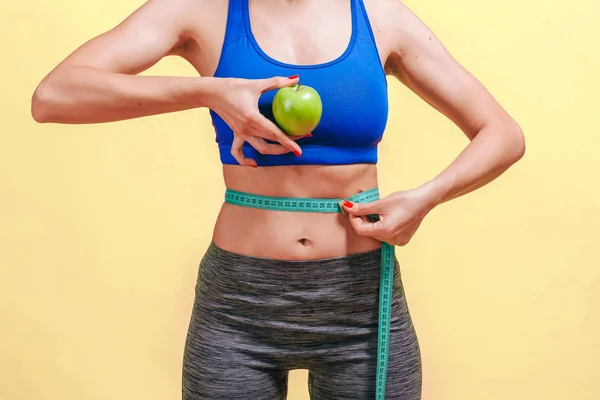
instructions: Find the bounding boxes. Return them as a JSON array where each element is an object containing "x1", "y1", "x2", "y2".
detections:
[{"x1": 296, "y1": 84, "x2": 302, "y2": 90}]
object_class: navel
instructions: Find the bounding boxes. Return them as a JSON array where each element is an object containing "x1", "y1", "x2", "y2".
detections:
[{"x1": 298, "y1": 237, "x2": 312, "y2": 246}]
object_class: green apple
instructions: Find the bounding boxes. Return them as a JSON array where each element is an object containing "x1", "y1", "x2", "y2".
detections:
[{"x1": 272, "y1": 84, "x2": 322, "y2": 136}]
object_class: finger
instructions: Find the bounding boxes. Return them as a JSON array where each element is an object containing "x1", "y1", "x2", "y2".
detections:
[
  {"x1": 258, "y1": 75, "x2": 300, "y2": 93},
  {"x1": 245, "y1": 135, "x2": 291, "y2": 155},
  {"x1": 396, "y1": 222, "x2": 421, "y2": 246},
  {"x1": 231, "y1": 135, "x2": 257, "y2": 168},
  {"x1": 252, "y1": 117, "x2": 302, "y2": 155},
  {"x1": 249, "y1": 118, "x2": 308, "y2": 143},
  {"x1": 349, "y1": 214, "x2": 386, "y2": 237},
  {"x1": 341, "y1": 199, "x2": 383, "y2": 216},
  {"x1": 397, "y1": 237, "x2": 411, "y2": 246},
  {"x1": 247, "y1": 125, "x2": 297, "y2": 152},
  {"x1": 290, "y1": 133, "x2": 312, "y2": 141}
]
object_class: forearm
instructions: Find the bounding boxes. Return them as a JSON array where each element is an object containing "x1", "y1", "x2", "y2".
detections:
[
  {"x1": 31, "y1": 66, "x2": 220, "y2": 124},
  {"x1": 422, "y1": 121, "x2": 526, "y2": 206}
]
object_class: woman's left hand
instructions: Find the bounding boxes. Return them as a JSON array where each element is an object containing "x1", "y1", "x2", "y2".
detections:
[{"x1": 340, "y1": 186, "x2": 438, "y2": 246}]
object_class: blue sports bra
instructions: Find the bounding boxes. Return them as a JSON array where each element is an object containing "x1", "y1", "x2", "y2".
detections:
[{"x1": 210, "y1": 0, "x2": 389, "y2": 166}]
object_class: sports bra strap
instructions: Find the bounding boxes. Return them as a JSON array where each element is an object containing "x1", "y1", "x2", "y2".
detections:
[
  {"x1": 354, "y1": 0, "x2": 379, "y2": 47},
  {"x1": 222, "y1": 0, "x2": 246, "y2": 46}
]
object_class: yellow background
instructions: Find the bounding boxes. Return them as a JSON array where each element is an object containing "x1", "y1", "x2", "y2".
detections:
[{"x1": 1, "y1": 0, "x2": 599, "y2": 399}]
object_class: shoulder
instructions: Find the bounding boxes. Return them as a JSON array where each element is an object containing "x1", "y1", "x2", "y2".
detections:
[
  {"x1": 362, "y1": 0, "x2": 424, "y2": 46},
  {"x1": 175, "y1": 0, "x2": 227, "y2": 32},
  {"x1": 361, "y1": 0, "x2": 410, "y2": 29},
  {"x1": 144, "y1": 0, "x2": 228, "y2": 36},
  {"x1": 360, "y1": 0, "x2": 420, "y2": 67},
  {"x1": 363, "y1": 0, "x2": 451, "y2": 72}
]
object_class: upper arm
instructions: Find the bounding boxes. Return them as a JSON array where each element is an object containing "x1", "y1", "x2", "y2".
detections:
[
  {"x1": 383, "y1": 1, "x2": 517, "y2": 139},
  {"x1": 47, "y1": 0, "x2": 194, "y2": 76}
]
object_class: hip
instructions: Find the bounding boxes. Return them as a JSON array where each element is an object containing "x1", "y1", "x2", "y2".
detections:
[
  {"x1": 193, "y1": 241, "x2": 406, "y2": 333},
  {"x1": 186, "y1": 241, "x2": 419, "y2": 372}
]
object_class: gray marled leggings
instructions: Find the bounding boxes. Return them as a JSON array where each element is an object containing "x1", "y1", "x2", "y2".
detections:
[{"x1": 182, "y1": 242, "x2": 422, "y2": 399}]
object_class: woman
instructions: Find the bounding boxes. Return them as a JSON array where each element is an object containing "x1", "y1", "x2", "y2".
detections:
[{"x1": 31, "y1": 0, "x2": 525, "y2": 398}]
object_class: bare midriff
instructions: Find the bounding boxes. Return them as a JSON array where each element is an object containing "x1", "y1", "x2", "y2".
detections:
[{"x1": 212, "y1": 164, "x2": 382, "y2": 260}]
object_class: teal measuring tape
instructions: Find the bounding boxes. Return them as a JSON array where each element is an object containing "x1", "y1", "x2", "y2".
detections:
[{"x1": 225, "y1": 188, "x2": 395, "y2": 399}]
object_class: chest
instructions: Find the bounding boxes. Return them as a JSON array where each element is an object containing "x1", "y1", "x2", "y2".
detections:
[{"x1": 178, "y1": 0, "x2": 391, "y2": 78}]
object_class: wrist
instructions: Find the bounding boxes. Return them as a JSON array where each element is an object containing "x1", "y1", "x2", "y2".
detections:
[
  {"x1": 419, "y1": 173, "x2": 456, "y2": 208},
  {"x1": 178, "y1": 76, "x2": 225, "y2": 110}
]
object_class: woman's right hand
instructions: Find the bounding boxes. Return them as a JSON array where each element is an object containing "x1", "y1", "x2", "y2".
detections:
[{"x1": 208, "y1": 75, "x2": 307, "y2": 167}]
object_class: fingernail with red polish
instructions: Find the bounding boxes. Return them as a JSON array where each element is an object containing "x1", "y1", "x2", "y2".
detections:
[
  {"x1": 305, "y1": 133, "x2": 313, "y2": 137},
  {"x1": 251, "y1": 165, "x2": 258, "y2": 168},
  {"x1": 288, "y1": 74, "x2": 299, "y2": 80},
  {"x1": 343, "y1": 200, "x2": 354, "y2": 208},
  {"x1": 294, "y1": 150, "x2": 301, "y2": 157}
]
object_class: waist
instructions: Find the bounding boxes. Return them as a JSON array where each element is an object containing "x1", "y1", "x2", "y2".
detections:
[{"x1": 214, "y1": 165, "x2": 381, "y2": 260}]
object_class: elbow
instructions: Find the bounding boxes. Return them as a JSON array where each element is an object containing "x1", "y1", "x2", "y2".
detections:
[
  {"x1": 508, "y1": 120, "x2": 526, "y2": 163},
  {"x1": 31, "y1": 80, "x2": 60, "y2": 123},
  {"x1": 31, "y1": 82, "x2": 51, "y2": 123}
]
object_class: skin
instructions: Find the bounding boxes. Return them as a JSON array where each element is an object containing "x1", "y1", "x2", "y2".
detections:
[{"x1": 31, "y1": 0, "x2": 525, "y2": 260}]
